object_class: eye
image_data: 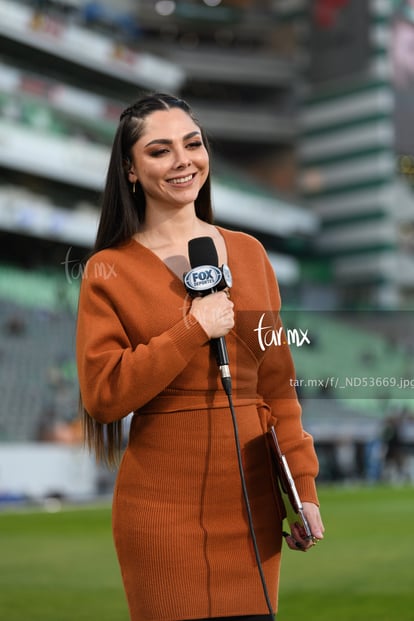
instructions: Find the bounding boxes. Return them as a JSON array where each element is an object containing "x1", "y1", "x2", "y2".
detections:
[
  {"x1": 149, "y1": 148, "x2": 169, "y2": 158},
  {"x1": 187, "y1": 140, "x2": 202, "y2": 149}
]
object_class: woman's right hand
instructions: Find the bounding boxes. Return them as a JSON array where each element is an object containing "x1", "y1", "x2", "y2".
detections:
[{"x1": 190, "y1": 291, "x2": 234, "y2": 339}]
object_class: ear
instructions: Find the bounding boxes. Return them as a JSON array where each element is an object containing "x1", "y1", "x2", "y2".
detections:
[
  {"x1": 127, "y1": 169, "x2": 138, "y2": 184},
  {"x1": 124, "y1": 156, "x2": 138, "y2": 184}
]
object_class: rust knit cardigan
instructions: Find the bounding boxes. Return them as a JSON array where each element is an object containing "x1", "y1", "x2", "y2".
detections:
[{"x1": 76, "y1": 227, "x2": 319, "y2": 621}]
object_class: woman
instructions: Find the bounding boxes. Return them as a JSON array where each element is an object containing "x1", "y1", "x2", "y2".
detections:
[{"x1": 76, "y1": 93, "x2": 324, "y2": 621}]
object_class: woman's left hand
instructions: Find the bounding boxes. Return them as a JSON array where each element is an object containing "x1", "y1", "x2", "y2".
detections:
[{"x1": 283, "y1": 502, "x2": 325, "y2": 552}]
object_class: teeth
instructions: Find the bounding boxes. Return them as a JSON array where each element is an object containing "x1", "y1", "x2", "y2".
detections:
[{"x1": 169, "y1": 174, "x2": 193, "y2": 184}]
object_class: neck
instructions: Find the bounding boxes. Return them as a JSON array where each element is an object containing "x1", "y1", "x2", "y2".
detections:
[{"x1": 137, "y1": 206, "x2": 207, "y2": 247}]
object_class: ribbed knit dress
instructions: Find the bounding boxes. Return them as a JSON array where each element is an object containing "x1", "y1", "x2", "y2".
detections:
[{"x1": 76, "y1": 227, "x2": 319, "y2": 621}]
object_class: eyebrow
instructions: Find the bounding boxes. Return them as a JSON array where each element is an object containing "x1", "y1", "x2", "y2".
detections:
[{"x1": 144, "y1": 130, "x2": 201, "y2": 147}]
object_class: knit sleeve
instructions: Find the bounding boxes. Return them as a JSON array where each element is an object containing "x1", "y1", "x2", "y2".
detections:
[
  {"x1": 76, "y1": 264, "x2": 209, "y2": 424},
  {"x1": 256, "y1": 252, "x2": 320, "y2": 505}
]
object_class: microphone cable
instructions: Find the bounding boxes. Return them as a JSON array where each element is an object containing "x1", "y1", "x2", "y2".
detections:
[
  {"x1": 185, "y1": 236, "x2": 275, "y2": 618},
  {"x1": 220, "y1": 375, "x2": 275, "y2": 621}
]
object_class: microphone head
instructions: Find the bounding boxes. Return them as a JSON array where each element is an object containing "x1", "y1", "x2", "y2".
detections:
[{"x1": 188, "y1": 236, "x2": 218, "y2": 268}]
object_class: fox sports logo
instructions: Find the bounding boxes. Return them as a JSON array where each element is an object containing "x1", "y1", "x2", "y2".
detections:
[{"x1": 184, "y1": 265, "x2": 222, "y2": 292}]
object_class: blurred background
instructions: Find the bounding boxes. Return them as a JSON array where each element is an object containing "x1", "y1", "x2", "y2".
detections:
[{"x1": 0, "y1": 0, "x2": 414, "y2": 504}]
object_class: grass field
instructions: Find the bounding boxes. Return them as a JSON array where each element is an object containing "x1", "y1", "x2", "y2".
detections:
[
  {"x1": 0, "y1": 484, "x2": 413, "y2": 621},
  {"x1": 278, "y1": 484, "x2": 414, "y2": 621}
]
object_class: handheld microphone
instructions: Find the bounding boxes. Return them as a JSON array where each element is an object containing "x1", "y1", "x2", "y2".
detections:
[{"x1": 185, "y1": 236, "x2": 232, "y2": 394}]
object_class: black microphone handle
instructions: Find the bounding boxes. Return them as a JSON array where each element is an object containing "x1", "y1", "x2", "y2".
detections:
[
  {"x1": 210, "y1": 285, "x2": 231, "y2": 386},
  {"x1": 212, "y1": 335, "x2": 229, "y2": 367},
  {"x1": 212, "y1": 335, "x2": 231, "y2": 395}
]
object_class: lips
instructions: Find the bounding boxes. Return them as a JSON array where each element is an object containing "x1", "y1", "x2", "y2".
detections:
[{"x1": 167, "y1": 173, "x2": 195, "y2": 185}]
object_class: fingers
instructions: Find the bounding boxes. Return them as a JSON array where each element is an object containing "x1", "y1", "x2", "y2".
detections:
[
  {"x1": 283, "y1": 523, "x2": 310, "y2": 552},
  {"x1": 282, "y1": 503, "x2": 325, "y2": 553},
  {"x1": 283, "y1": 515, "x2": 325, "y2": 553},
  {"x1": 282, "y1": 530, "x2": 307, "y2": 552},
  {"x1": 190, "y1": 292, "x2": 234, "y2": 339},
  {"x1": 282, "y1": 527, "x2": 313, "y2": 552},
  {"x1": 302, "y1": 501, "x2": 325, "y2": 541}
]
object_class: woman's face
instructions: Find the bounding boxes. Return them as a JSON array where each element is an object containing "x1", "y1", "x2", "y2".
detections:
[{"x1": 128, "y1": 108, "x2": 209, "y2": 211}]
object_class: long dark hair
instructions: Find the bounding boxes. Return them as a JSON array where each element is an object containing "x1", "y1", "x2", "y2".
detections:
[
  {"x1": 94, "y1": 92, "x2": 213, "y2": 251},
  {"x1": 81, "y1": 92, "x2": 214, "y2": 465}
]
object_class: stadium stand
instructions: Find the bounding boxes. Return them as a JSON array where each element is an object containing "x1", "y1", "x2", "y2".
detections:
[
  {"x1": 0, "y1": 299, "x2": 78, "y2": 442},
  {"x1": 0, "y1": 0, "x2": 413, "y2": 487}
]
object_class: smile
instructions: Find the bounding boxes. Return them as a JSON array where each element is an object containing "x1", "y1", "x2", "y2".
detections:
[{"x1": 168, "y1": 174, "x2": 194, "y2": 185}]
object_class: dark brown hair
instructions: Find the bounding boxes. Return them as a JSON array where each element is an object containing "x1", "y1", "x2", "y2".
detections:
[{"x1": 80, "y1": 92, "x2": 214, "y2": 465}]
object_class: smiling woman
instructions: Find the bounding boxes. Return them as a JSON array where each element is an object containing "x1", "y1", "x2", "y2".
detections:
[
  {"x1": 76, "y1": 92, "x2": 324, "y2": 621},
  {"x1": 126, "y1": 108, "x2": 210, "y2": 219}
]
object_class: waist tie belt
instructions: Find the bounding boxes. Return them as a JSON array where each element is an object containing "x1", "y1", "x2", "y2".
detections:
[{"x1": 138, "y1": 390, "x2": 263, "y2": 415}]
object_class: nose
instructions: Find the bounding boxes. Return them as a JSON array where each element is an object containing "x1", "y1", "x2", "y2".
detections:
[{"x1": 174, "y1": 147, "x2": 191, "y2": 169}]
